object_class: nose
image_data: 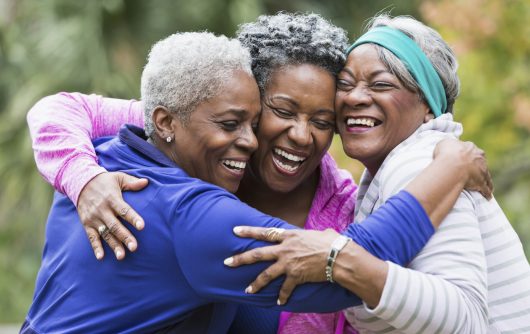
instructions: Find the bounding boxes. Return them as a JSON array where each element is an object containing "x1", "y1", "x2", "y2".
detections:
[
  {"x1": 236, "y1": 124, "x2": 258, "y2": 153},
  {"x1": 341, "y1": 84, "x2": 372, "y2": 109},
  {"x1": 287, "y1": 121, "x2": 312, "y2": 147}
]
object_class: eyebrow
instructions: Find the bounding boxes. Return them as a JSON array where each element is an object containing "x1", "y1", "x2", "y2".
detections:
[
  {"x1": 339, "y1": 68, "x2": 391, "y2": 78},
  {"x1": 215, "y1": 109, "x2": 248, "y2": 117},
  {"x1": 269, "y1": 95, "x2": 299, "y2": 108}
]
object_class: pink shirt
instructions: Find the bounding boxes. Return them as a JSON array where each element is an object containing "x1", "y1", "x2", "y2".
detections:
[{"x1": 27, "y1": 92, "x2": 358, "y2": 333}]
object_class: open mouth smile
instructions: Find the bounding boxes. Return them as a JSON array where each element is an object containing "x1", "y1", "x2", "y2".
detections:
[
  {"x1": 345, "y1": 117, "x2": 382, "y2": 132},
  {"x1": 272, "y1": 148, "x2": 307, "y2": 174},
  {"x1": 221, "y1": 159, "x2": 247, "y2": 175}
]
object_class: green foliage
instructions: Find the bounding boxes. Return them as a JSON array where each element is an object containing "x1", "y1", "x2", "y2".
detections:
[
  {"x1": 0, "y1": 0, "x2": 528, "y2": 323},
  {"x1": 422, "y1": 0, "x2": 530, "y2": 257}
]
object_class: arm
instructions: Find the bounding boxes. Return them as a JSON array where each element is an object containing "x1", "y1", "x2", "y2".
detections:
[
  {"x1": 27, "y1": 92, "x2": 147, "y2": 260},
  {"x1": 227, "y1": 139, "x2": 491, "y2": 310},
  {"x1": 174, "y1": 189, "x2": 432, "y2": 312},
  {"x1": 27, "y1": 92, "x2": 144, "y2": 203},
  {"x1": 345, "y1": 139, "x2": 488, "y2": 333},
  {"x1": 334, "y1": 139, "x2": 489, "y2": 306}
]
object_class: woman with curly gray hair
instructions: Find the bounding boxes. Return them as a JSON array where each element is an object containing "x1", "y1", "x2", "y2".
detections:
[
  {"x1": 230, "y1": 14, "x2": 530, "y2": 333},
  {"x1": 230, "y1": 12, "x2": 358, "y2": 334},
  {"x1": 26, "y1": 12, "x2": 492, "y2": 334}
]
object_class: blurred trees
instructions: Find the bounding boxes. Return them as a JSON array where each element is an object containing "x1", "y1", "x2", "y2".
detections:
[
  {"x1": 420, "y1": 0, "x2": 530, "y2": 256},
  {"x1": 0, "y1": 0, "x2": 528, "y2": 323}
]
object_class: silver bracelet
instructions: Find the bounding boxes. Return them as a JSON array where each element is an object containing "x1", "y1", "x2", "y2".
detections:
[{"x1": 325, "y1": 235, "x2": 351, "y2": 283}]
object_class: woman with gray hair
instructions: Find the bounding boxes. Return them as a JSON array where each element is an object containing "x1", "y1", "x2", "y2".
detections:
[
  {"x1": 26, "y1": 13, "x2": 492, "y2": 333},
  {"x1": 230, "y1": 14, "x2": 530, "y2": 333}
]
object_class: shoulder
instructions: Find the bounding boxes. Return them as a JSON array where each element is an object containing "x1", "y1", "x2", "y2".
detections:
[{"x1": 378, "y1": 127, "x2": 454, "y2": 200}]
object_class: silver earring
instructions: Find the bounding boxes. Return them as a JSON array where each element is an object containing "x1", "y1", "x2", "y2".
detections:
[{"x1": 166, "y1": 136, "x2": 172, "y2": 143}]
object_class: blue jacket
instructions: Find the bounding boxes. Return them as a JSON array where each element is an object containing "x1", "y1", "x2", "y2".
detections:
[{"x1": 23, "y1": 125, "x2": 433, "y2": 333}]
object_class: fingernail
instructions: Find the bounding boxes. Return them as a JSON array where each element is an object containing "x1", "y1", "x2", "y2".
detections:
[
  {"x1": 127, "y1": 242, "x2": 135, "y2": 251},
  {"x1": 135, "y1": 221, "x2": 143, "y2": 229},
  {"x1": 223, "y1": 257, "x2": 234, "y2": 266},
  {"x1": 96, "y1": 251, "x2": 103, "y2": 260},
  {"x1": 115, "y1": 249, "x2": 123, "y2": 259},
  {"x1": 233, "y1": 226, "x2": 243, "y2": 234},
  {"x1": 245, "y1": 286, "x2": 253, "y2": 294},
  {"x1": 277, "y1": 299, "x2": 282, "y2": 305}
]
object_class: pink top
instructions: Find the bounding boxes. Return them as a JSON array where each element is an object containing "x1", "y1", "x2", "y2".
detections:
[{"x1": 27, "y1": 92, "x2": 358, "y2": 333}]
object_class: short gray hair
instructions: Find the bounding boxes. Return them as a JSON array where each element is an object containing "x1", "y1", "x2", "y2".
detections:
[
  {"x1": 364, "y1": 14, "x2": 460, "y2": 114},
  {"x1": 236, "y1": 12, "x2": 348, "y2": 93},
  {"x1": 141, "y1": 32, "x2": 253, "y2": 137}
]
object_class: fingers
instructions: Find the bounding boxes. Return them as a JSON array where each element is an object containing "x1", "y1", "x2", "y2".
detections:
[
  {"x1": 483, "y1": 168, "x2": 494, "y2": 200},
  {"x1": 102, "y1": 212, "x2": 138, "y2": 253},
  {"x1": 244, "y1": 262, "x2": 285, "y2": 295},
  {"x1": 233, "y1": 226, "x2": 289, "y2": 243},
  {"x1": 119, "y1": 173, "x2": 149, "y2": 192},
  {"x1": 277, "y1": 277, "x2": 299, "y2": 305},
  {"x1": 85, "y1": 226, "x2": 104, "y2": 260},
  {"x1": 110, "y1": 198, "x2": 144, "y2": 230},
  {"x1": 224, "y1": 245, "x2": 279, "y2": 267},
  {"x1": 98, "y1": 221, "x2": 126, "y2": 260}
]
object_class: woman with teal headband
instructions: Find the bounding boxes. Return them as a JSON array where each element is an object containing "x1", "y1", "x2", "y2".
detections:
[{"x1": 229, "y1": 14, "x2": 530, "y2": 333}]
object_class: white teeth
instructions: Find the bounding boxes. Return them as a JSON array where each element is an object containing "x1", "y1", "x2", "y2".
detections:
[
  {"x1": 272, "y1": 157, "x2": 299, "y2": 172},
  {"x1": 222, "y1": 160, "x2": 246, "y2": 170},
  {"x1": 273, "y1": 148, "x2": 306, "y2": 162},
  {"x1": 346, "y1": 118, "x2": 376, "y2": 127}
]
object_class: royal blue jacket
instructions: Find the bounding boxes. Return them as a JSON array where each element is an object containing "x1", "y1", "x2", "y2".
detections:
[{"x1": 23, "y1": 125, "x2": 433, "y2": 333}]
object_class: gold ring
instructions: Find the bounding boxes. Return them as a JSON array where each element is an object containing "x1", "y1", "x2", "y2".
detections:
[{"x1": 266, "y1": 228, "x2": 285, "y2": 243}]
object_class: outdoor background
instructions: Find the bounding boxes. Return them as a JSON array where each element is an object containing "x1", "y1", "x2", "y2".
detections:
[{"x1": 0, "y1": 0, "x2": 529, "y2": 324}]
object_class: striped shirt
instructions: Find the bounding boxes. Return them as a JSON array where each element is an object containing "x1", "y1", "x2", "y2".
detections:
[{"x1": 346, "y1": 114, "x2": 530, "y2": 333}]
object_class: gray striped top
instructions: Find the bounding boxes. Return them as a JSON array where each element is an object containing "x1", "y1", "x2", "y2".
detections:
[{"x1": 345, "y1": 114, "x2": 530, "y2": 333}]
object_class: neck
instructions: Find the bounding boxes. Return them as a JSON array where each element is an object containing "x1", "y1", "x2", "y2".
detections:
[{"x1": 236, "y1": 169, "x2": 319, "y2": 228}]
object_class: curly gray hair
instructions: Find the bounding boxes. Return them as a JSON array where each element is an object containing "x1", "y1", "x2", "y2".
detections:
[
  {"x1": 141, "y1": 32, "x2": 253, "y2": 137},
  {"x1": 236, "y1": 12, "x2": 349, "y2": 93},
  {"x1": 364, "y1": 14, "x2": 460, "y2": 114}
]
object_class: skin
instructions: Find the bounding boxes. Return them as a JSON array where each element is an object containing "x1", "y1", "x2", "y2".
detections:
[
  {"x1": 225, "y1": 44, "x2": 493, "y2": 306},
  {"x1": 336, "y1": 44, "x2": 432, "y2": 174},
  {"x1": 82, "y1": 69, "x2": 261, "y2": 259},
  {"x1": 236, "y1": 64, "x2": 337, "y2": 227},
  {"x1": 153, "y1": 69, "x2": 261, "y2": 194}
]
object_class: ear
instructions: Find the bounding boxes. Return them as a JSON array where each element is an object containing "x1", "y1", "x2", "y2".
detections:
[
  {"x1": 424, "y1": 112, "x2": 435, "y2": 123},
  {"x1": 422, "y1": 101, "x2": 434, "y2": 123},
  {"x1": 152, "y1": 106, "x2": 180, "y2": 141}
]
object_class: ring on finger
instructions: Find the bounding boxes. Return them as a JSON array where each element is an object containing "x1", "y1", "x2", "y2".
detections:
[
  {"x1": 98, "y1": 225, "x2": 110, "y2": 239},
  {"x1": 266, "y1": 228, "x2": 285, "y2": 243}
]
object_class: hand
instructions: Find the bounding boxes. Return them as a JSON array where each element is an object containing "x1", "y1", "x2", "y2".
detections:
[
  {"x1": 77, "y1": 172, "x2": 148, "y2": 260},
  {"x1": 224, "y1": 226, "x2": 339, "y2": 305},
  {"x1": 434, "y1": 139, "x2": 493, "y2": 199}
]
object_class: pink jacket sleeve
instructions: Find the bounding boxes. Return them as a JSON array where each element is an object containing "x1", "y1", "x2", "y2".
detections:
[{"x1": 27, "y1": 92, "x2": 145, "y2": 206}]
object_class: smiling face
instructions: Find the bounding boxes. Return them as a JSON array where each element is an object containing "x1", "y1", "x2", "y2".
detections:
[
  {"x1": 249, "y1": 63, "x2": 336, "y2": 193},
  {"x1": 170, "y1": 70, "x2": 261, "y2": 193},
  {"x1": 335, "y1": 44, "x2": 430, "y2": 175}
]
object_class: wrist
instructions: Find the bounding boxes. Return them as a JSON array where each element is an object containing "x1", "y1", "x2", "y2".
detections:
[
  {"x1": 332, "y1": 242, "x2": 388, "y2": 307},
  {"x1": 326, "y1": 235, "x2": 351, "y2": 283}
]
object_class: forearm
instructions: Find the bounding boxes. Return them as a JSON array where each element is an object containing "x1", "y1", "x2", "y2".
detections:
[
  {"x1": 352, "y1": 210, "x2": 487, "y2": 332},
  {"x1": 332, "y1": 242, "x2": 388, "y2": 307},
  {"x1": 326, "y1": 191, "x2": 433, "y2": 307},
  {"x1": 404, "y1": 156, "x2": 468, "y2": 228},
  {"x1": 27, "y1": 92, "x2": 144, "y2": 204}
]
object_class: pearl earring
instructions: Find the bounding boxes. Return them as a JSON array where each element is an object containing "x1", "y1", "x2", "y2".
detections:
[{"x1": 166, "y1": 136, "x2": 172, "y2": 143}]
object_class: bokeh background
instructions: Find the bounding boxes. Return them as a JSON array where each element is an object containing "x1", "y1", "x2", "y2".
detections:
[{"x1": 0, "y1": 0, "x2": 529, "y2": 324}]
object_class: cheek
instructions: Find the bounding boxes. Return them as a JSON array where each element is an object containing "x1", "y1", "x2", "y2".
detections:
[
  {"x1": 313, "y1": 131, "x2": 333, "y2": 156},
  {"x1": 258, "y1": 114, "x2": 289, "y2": 141}
]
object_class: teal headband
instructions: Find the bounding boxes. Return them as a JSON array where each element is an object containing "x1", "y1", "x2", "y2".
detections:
[{"x1": 346, "y1": 26, "x2": 447, "y2": 117}]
